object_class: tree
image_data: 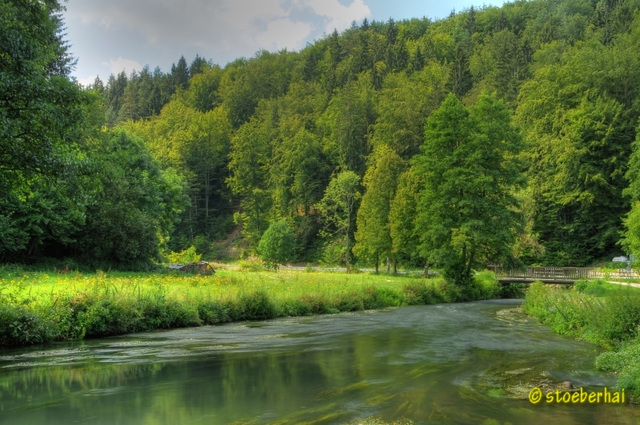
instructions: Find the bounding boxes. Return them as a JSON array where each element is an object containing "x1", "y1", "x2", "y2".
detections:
[
  {"x1": 0, "y1": 0, "x2": 84, "y2": 176},
  {"x1": 171, "y1": 56, "x2": 190, "y2": 90},
  {"x1": 227, "y1": 108, "x2": 274, "y2": 246},
  {"x1": 74, "y1": 130, "x2": 188, "y2": 268},
  {"x1": 515, "y1": 36, "x2": 636, "y2": 265},
  {"x1": 621, "y1": 124, "x2": 640, "y2": 265},
  {"x1": 316, "y1": 170, "x2": 361, "y2": 268},
  {"x1": 414, "y1": 93, "x2": 524, "y2": 287},
  {"x1": 353, "y1": 145, "x2": 405, "y2": 272},
  {"x1": 258, "y1": 220, "x2": 296, "y2": 270},
  {"x1": 317, "y1": 76, "x2": 376, "y2": 176},
  {"x1": 0, "y1": 0, "x2": 89, "y2": 260},
  {"x1": 371, "y1": 65, "x2": 448, "y2": 158},
  {"x1": 389, "y1": 166, "x2": 423, "y2": 268}
]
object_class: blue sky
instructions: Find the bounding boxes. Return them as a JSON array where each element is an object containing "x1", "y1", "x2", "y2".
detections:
[{"x1": 63, "y1": 0, "x2": 507, "y2": 86}]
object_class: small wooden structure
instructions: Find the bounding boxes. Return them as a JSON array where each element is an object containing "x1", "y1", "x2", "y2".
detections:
[
  {"x1": 169, "y1": 261, "x2": 215, "y2": 275},
  {"x1": 488, "y1": 266, "x2": 636, "y2": 284}
]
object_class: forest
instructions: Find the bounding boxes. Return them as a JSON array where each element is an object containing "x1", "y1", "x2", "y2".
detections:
[{"x1": 4, "y1": 0, "x2": 640, "y2": 281}]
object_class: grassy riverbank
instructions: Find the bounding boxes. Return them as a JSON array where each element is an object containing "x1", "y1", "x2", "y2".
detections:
[
  {"x1": 0, "y1": 266, "x2": 509, "y2": 347},
  {"x1": 523, "y1": 280, "x2": 640, "y2": 400}
]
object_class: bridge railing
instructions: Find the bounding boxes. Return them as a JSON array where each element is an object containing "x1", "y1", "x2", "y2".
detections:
[{"x1": 488, "y1": 266, "x2": 607, "y2": 280}]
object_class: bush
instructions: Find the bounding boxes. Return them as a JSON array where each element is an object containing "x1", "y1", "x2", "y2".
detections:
[
  {"x1": 596, "y1": 337, "x2": 640, "y2": 399},
  {"x1": 524, "y1": 282, "x2": 640, "y2": 401},
  {"x1": 166, "y1": 246, "x2": 202, "y2": 264},
  {"x1": 591, "y1": 290, "x2": 640, "y2": 345},
  {"x1": 0, "y1": 304, "x2": 51, "y2": 346},
  {"x1": 402, "y1": 281, "x2": 438, "y2": 305},
  {"x1": 258, "y1": 220, "x2": 295, "y2": 269},
  {"x1": 197, "y1": 300, "x2": 231, "y2": 324},
  {"x1": 234, "y1": 290, "x2": 276, "y2": 320},
  {"x1": 574, "y1": 278, "x2": 608, "y2": 296},
  {"x1": 237, "y1": 256, "x2": 265, "y2": 272}
]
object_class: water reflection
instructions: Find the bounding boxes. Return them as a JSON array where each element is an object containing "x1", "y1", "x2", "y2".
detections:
[{"x1": 0, "y1": 301, "x2": 638, "y2": 424}]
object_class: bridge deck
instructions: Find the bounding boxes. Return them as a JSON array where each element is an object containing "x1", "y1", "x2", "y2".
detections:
[{"x1": 491, "y1": 266, "x2": 637, "y2": 285}]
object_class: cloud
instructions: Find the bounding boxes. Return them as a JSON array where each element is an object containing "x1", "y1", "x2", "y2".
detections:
[
  {"x1": 66, "y1": 0, "x2": 371, "y2": 59},
  {"x1": 104, "y1": 57, "x2": 143, "y2": 76},
  {"x1": 256, "y1": 19, "x2": 313, "y2": 51},
  {"x1": 306, "y1": 0, "x2": 372, "y2": 33}
]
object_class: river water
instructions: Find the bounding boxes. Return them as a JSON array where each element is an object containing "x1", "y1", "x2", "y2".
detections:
[{"x1": 1, "y1": 300, "x2": 638, "y2": 424}]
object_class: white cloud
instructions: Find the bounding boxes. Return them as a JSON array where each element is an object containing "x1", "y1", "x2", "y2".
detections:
[
  {"x1": 305, "y1": 0, "x2": 371, "y2": 33},
  {"x1": 67, "y1": 0, "x2": 371, "y2": 56},
  {"x1": 256, "y1": 19, "x2": 313, "y2": 51},
  {"x1": 64, "y1": 0, "x2": 372, "y2": 82},
  {"x1": 104, "y1": 57, "x2": 143, "y2": 76}
]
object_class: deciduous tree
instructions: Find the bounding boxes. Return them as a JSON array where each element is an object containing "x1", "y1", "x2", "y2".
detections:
[{"x1": 414, "y1": 93, "x2": 524, "y2": 287}]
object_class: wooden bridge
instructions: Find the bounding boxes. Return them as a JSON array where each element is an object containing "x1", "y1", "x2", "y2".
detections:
[{"x1": 489, "y1": 266, "x2": 636, "y2": 285}]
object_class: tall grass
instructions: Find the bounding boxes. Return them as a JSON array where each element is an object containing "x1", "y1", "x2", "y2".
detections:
[
  {"x1": 0, "y1": 266, "x2": 505, "y2": 347},
  {"x1": 523, "y1": 280, "x2": 640, "y2": 400}
]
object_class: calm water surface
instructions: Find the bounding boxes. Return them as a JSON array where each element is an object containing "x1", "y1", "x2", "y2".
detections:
[{"x1": 1, "y1": 300, "x2": 639, "y2": 424}]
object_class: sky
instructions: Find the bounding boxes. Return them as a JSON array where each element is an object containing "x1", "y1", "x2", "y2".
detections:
[{"x1": 63, "y1": 0, "x2": 508, "y2": 86}]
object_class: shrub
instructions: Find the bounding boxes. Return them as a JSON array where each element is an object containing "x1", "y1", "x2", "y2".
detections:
[
  {"x1": 258, "y1": 220, "x2": 295, "y2": 270},
  {"x1": 591, "y1": 289, "x2": 640, "y2": 345},
  {"x1": 336, "y1": 291, "x2": 365, "y2": 311},
  {"x1": 574, "y1": 278, "x2": 608, "y2": 296},
  {"x1": 596, "y1": 337, "x2": 640, "y2": 399},
  {"x1": 402, "y1": 281, "x2": 434, "y2": 305},
  {"x1": 0, "y1": 304, "x2": 51, "y2": 346},
  {"x1": 235, "y1": 290, "x2": 276, "y2": 320},
  {"x1": 197, "y1": 300, "x2": 231, "y2": 324},
  {"x1": 237, "y1": 256, "x2": 264, "y2": 272},
  {"x1": 166, "y1": 246, "x2": 202, "y2": 264}
]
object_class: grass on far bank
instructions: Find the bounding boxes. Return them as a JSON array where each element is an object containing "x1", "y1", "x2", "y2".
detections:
[
  {"x1": 523, "y1": 279, "x2": 640, "y2": 400},
  {"x1": 0, "y1": 266, "x2": 513, "y2": 348}
]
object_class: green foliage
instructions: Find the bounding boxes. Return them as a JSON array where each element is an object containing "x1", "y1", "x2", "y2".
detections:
[
  {"x1": 317, "y1": 75, "x2": 376, "y2": 175},
  {"x1": 0, "y1": 0, "x2": 92, "y2": 261},
  {"x1": 166, "y1": 246, "x2": 202, "y2": 264},
  {"x1": 414, "y1": 93, "x2": 524, "y2": 286},
  {"x1": 623, "y1": 202, "x2": 640, "y2": 272},
  {"x1": 389, "y1": 167, "x2": 422, "y2": 267},
  {"x1": 227, "y1": 108, "x2": 274, "y2": 246},
  {"x1": 257, "y1": 220, "x2": 296, "y2": 269},
  {"x1": 0, "y1": 0, "x2": 83, "y2": 176},
  {"x1": 516, "y1": 24, "x2": 640, "y2": 265},
  {"x1": 574, "y1": 278, "x2": 609, "y2": 296},
  {"x1": 596, "y1": 337, "x2": 640, "y2": 399},
  {"x1": 6, "y1": 0, "x2": 640, "y2": 269},
  {"x1": 0, "y1": 268, "x2": 504, "y2": 347},
  {"x1": 525, "y1": 281, "x2": 640, "y2": 400},
  {"x1": 234, "y1": 290, "x2": 277, "y2": 320},
  {"x1": 0, "y1": 304, "x2": 50, "y2": 346},
  {"x1": 354, "y1": 145, "x2": 405, "y2": 271},
  {"x1": 236, "y1": 258, "x2": 265, "y2": 272},
  {"x1": 73, "y1": 130, "x2": 188, "y2": 268},
  {"x1": 317, "y1": 171, "x2": 361, "y2": 268}
]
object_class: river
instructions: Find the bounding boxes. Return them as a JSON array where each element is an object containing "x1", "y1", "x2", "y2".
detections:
[{"x1": 1, "y1": 300, "x2": 638, "y2": 424}]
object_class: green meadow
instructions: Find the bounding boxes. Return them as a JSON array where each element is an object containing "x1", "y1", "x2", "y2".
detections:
[{"x1": 0, "y1": 266, "x2": 506, "y2": 347}]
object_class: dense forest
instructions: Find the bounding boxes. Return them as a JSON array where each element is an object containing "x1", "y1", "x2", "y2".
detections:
[{"x1": 4, "y1": 0, "x2": 640, "y2": 276}]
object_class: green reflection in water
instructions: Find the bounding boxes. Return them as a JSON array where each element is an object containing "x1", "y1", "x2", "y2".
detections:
[{"x1": 1, "y1": 302, "x2": 639, "y2": 424}]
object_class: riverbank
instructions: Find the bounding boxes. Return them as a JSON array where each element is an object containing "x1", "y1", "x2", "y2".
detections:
[
  {"x1": 0, "y1": 266, "x2": 511, "y2": 348},
  {"x1": 523, "y1": 279, "x2": 640, "y2": 401}
]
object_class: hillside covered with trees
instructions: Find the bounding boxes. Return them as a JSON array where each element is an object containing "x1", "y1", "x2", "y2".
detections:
[{"x1": 4, "y1": 0, "x2": 640, "y2": 278}]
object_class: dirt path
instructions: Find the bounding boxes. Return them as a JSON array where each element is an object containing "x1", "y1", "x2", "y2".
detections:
[{"x1": 607, "y1": 280, "x2": 640, "y2": 289}]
